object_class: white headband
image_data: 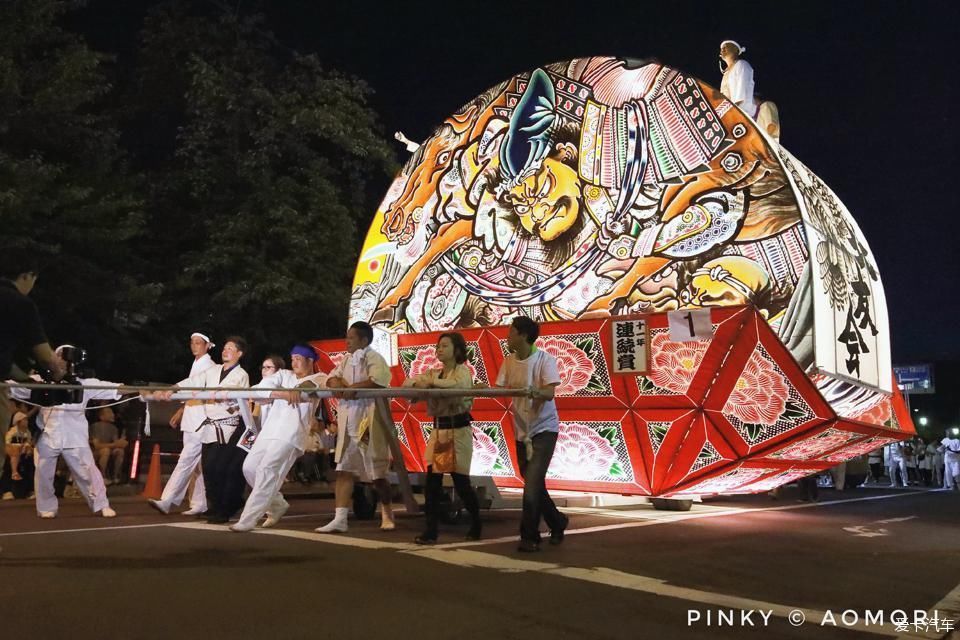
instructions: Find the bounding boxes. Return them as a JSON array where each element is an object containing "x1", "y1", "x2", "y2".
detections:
[
  {"x1": 55, "y1": 344, "x2": 75, "y2": 355},
  {"x1": 190, "y1": 332, "x2": 215, "y2": 347},
  {"x1": 720, "y1": 40, "x2": 746, "y2": 54}
]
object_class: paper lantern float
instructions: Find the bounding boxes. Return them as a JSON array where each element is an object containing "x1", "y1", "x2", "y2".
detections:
[
  {"x1": 331, "y1": 57, "x2": 913, "y2": 496},
  {"x1": 310, "y1": 306, "x2": 913, "y2": 498}
]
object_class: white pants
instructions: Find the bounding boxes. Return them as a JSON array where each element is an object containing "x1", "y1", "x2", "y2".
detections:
[
  {"x1": 235, "y1": 439, "x2": 299, "y2": 529},
  {"x1": 34, "y1": 439, "x2": 110, "y2": 515},
  {"x1": 159, "y1": 431, "x2": 206, "y2": 510},
  {"x1": 945, "y1": 458, "x2": 960, "y2": 489},
  {"x1": 888, "y1": 459, "x2": 909, "y2": 487}
]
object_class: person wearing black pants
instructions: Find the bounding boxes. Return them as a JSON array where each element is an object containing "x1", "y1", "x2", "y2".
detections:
[
  {"x1": 496, "y1": 317, "x2": 568, "y2": 553},
  {"x1": 149, "y1": 336, "x2": 250, "y2": 523},
  {"x1": 200, "y1": 416, "x2": 248, "y2": 522},
  {"x1": 404, "y1": 333, "x2": 481, "y2": 544}
]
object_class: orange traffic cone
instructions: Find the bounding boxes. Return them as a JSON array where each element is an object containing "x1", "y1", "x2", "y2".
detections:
[{"x1": 140, "y1": 444, "x2": 163, "y2": 500}]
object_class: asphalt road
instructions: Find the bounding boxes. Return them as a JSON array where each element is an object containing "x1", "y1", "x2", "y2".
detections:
[{"x1": 1, "y1": 485, "x2": 958, "y2": 640}]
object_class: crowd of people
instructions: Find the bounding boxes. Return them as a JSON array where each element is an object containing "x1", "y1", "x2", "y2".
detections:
[
  {"x1": 1, "y1": 317, "x2": 566, "y2": 551},
  {"x1": 877, "y1": 436, "x2": 960, "y2": 489},
  {"x1": 136, "y1": 317, "x2": 565, "y2": 550}
]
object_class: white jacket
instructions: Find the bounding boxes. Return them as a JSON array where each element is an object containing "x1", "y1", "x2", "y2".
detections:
[
  {"x1": 178, "y1": 364, "x2": 249, "y2": 444},
  {"x1": 249, "y1": 369, "x2": 326, "y2": 452},
  {"x1": 37, "y1": 378, "x2": 121, "y2": 450}
]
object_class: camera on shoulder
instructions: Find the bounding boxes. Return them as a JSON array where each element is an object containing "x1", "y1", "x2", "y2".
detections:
[{"x1": 31, "y1": 345, "x2": 89, "y2": 406}]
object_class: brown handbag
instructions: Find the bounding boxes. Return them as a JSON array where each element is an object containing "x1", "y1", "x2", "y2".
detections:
[{"x1": 432, "y1": 429, "x2": 457, "y2": 473}]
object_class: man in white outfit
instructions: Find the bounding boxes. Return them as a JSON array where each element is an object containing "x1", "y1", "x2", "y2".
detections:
[
  {"x1": 34, "y1": 346, "x2": 124, "y2": 518},
  {"x1": 149, "y1": 332, "x2": 216, "y2": 516},
  {"x1": 719, "y1": 40, "x2": 757, "y2": 118},
  {"x1": 886, "y1": 441, "x2": 909, "y2": 488},
  {"x1": 939, "y1": 431, "x2": 960, "y2": 490},
  {"x1": 230, "y1": 345, "x2": 325, "y2": 532},
  {"x1": 316, "y1": 321, "x2": 395, "y2": 533}
]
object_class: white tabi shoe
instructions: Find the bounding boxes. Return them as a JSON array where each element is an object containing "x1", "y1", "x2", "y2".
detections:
[
  {"x1": 101, "y1": 507, "x2": 117, "y2": 518},
  {"x1": 380, "y1": 518, "x2": 396, "y2": 531},
  {"x1": 261, "y1": 501, "x2": 290, "y2": 529},
  {"x1": 229, "y1": 522, "x2": 255, "y2": 533},
  {"x1": 182, "y1": 506, "x2": 206, "y2": 516},
  {"x1": 315, "y1": 519, "x2": 348, "y2": 533},
  {"x1": 148, "y1": 499, "x2": 170, "y2": 515},
  {"x1": 39, "y1": 511, "x2": 57, "y2": 519}
]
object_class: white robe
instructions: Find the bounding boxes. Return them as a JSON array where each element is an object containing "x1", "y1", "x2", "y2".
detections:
[
  {"x1": 158, "y1": 353, "x2": 216, "y2": 510},
  {"x1": 332, "y1": 347, "x2": 393, "y2": 481},
  {"x1": 940, "y1": 437, "x2": 960, "y2": 487},
  {"x1": 178, "y1": 364, "x2": 250, "y2": 444},
  {"x1": 721, "y1": 59, "x2": 757, "y2": 118}
]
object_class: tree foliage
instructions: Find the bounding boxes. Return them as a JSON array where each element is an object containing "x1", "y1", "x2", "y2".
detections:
[
  {"x1": 1, "y1": 1, "x2": 397, "y2": 380},
  {"x1": 0, "y1": 0, "x2": 151, "y2": 378}
]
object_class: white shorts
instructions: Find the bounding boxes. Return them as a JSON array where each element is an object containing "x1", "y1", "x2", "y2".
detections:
[{"x1": 336, "y1": 432, "x2": 389, "y2": 482}]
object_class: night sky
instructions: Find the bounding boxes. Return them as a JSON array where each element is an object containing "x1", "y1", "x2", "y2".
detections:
[{"x1": 79, "y1": 0, "x2": 958, "y2": 364}]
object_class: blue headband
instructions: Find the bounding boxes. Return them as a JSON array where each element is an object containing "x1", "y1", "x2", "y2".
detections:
[{"x1": 289, "y1": 344, "x2": 317, "y2": 361}]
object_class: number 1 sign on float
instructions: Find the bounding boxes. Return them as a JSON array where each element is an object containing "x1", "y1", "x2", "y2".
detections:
[{"x1": 668, "y1": 309, "x2": 714, "y2": 342}]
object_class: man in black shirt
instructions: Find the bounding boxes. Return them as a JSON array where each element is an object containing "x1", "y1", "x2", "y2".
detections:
[{"x1": 0, "y1": 249, "x2": 64, "y2": 430}]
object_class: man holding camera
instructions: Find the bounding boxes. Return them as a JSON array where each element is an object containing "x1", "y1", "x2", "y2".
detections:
[
  {"x1": 0, "y1": 249, "x2": 65, "y2": 430},
  {"x1": 34, "y1": 345, "x2": 124, "y2": 518}
]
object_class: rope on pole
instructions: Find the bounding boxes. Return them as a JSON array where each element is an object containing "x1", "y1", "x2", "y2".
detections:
[{"x1": 0, "y1": 380, "x2": 533, "y2": 399}]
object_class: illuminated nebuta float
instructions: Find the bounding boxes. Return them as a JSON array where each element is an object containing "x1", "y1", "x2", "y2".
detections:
[{"x1": 313, "y1": 57, "x2": 914, "y2": 498}]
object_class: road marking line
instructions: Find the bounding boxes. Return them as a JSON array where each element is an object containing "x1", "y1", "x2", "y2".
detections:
[
  {"x1": 432, "y1": 490, "x2": 933, "y2": 549},
  {"x1": 401, "y1": 547, "x2": 908, "y2": 637},
  {"x1": 166, "y1": 522, "x2": 418, "y2": 550}
]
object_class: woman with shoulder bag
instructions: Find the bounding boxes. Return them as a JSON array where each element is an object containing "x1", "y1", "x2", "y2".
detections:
[{"x1": 403, "y1": 332, "x2": 481, "y2": 544}]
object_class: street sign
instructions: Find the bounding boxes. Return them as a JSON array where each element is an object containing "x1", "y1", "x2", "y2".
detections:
[{"x1": 893, "y1": 364, "x2": 935, "y2": 394}]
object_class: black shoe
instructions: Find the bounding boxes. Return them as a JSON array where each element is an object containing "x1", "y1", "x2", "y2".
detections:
[
  {"x1": 206, "y1": 514, "x2": 229, "y2": 524},
  {"x1": 414, "y1": 534, "x2": 437, "y2": 545},
  {"x1": 465, "y1": 523, "x2": 482, "y2": 541},
  {"x1": 550, "y1": 515, "x2": 569, "y2": 545},
  {"x1": 517, "y1": 540, "x2": 540, "y2": 553}
]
